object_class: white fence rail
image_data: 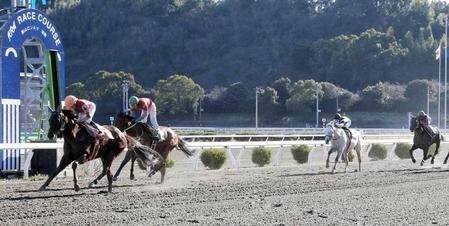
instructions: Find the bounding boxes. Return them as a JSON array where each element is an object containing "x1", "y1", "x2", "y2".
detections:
[{"x1": 2, "y1": 133, "x2": 441, "y2": 178}]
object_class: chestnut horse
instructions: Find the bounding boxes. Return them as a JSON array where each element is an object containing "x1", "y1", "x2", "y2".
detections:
[
  {"x1": 39, "y1": 109, "x2": 161, "y2": 192},
  {"x1": 113, "y1": 112, "x2": 194, "y2": 183}
]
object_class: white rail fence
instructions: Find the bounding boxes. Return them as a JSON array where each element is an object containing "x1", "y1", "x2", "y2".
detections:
[{"x1": 3, "y1": 132, "x2": 444, "y2": 178}]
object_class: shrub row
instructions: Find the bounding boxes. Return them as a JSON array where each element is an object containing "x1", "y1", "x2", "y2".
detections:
[{"x1": 197, "y1": 143, "x2": 414, "y2": 170}]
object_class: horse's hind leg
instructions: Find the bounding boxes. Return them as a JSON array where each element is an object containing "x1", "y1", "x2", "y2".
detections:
[
  {"x1": 343, "y1": 150, "x2": 349, "y2": 173},
  {"x1": 39, "y1": 155, "x2": 72, "y2": 191},
  {"x1": 130, "y1": 155, "x2": 136, "y2": 180},
  {"x1": 355, "y1": 145, "x2": 362, "y2": 172},
  {"x1": 104, "y1": 155, "x2": 114, "y2": 193},
  {"x1": 326, "y1": 148, "x2": 333, "y2": 168},
  {"x1": 112, "y1": 150, "x2": 132, "y2": 181},
  {"x1": 89, "y1": 158, "x2": 106, "y2": 188},
  {"x1": 158, "y1": 148, "x2": 171, "y2": 184}
]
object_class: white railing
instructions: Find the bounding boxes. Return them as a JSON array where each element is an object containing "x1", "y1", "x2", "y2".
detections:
[{"x1": 3, "y1": 133, "x2": 446, "y2": 178}]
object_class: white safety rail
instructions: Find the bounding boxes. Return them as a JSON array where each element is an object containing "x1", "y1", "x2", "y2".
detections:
[
  {"x1": 185, "y1": 138, "x2": 417, "y2": 170},
  {"x1": 3, "y1": 131, "x2": 447, "y2": 178},
  {"x1": 0, "y1": 141, "x2": 64, "y2": 178}
]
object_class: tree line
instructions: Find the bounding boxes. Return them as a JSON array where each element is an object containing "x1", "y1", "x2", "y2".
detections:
[
  {"x1": 50, "y1": 0, "x2": 449, "y2": 93},
  {"x1": 67, "y1": 71, "x2": 438, "y2": 123}
]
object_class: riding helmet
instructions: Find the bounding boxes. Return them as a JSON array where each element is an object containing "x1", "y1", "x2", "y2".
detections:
[{"x1": 129, "y1": 96, "x2": 139, "y2": 105}]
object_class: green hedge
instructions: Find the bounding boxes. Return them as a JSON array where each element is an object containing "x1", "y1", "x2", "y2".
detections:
[
  {"x1": 369, "y1": 144, "x2": 388, "y2": 160},
  {"x1": 291, "y1": 145, "x2": 310, "y2": 164},
  {"x1": 394, "y1": 143, "x2": 411, "y2": 159},
  {"x1": 348, "y1": 150, "x2": 355, "y2": 162},
  {"x1": 252, "y1": 146, "x2": 272, "y2": 167},
  {"x1": 200, "y1": 148, "x2": 227, "y2": 170}
]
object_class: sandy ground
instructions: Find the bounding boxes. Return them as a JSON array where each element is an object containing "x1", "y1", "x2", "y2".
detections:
[{"x1": 1, "y1": 148, "x2": 449, "y2": 226}]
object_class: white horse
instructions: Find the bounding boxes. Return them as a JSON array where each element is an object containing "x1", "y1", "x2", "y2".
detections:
[{"x1": 324, "y1": 122, "x2": 362, "y2": 173}]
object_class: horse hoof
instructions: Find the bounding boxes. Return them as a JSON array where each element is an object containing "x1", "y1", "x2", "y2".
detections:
[
  {"x1": 112, "y1": 176, "x2": 118, "y2": 181},
  {"x1": 130, "y1": 175, "x2": 135, "y2": 180},
  {"x1": 88, "y1": 182, "x2": 96, "y2": 188},
  {"x1": 444, "y1": 161, "x2": 448, "y2": 165},
  {"x1": 420, "y1": 163, "x2": 424, "y2": 166},
  {"x1": 108, "y1": 187, "x2": 112, "y2": 193},
  {"x1": 74, "y1": 185, "x2": 81, "y2": 192},
  {"x1": 38, "y1": 186, "x2": 46, "y2": 192},
  {"x1": 325, "y1": 164, "x2": 329, "y2": 169},
  {"x1": 412, "y1": 159, "x2": 416, "y2": 164},
  {"x1": 431, "y1": 160, "x2": 435, "y2": 165}
]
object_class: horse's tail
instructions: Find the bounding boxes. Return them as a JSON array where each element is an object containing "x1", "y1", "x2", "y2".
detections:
[
  {"x1": 125, "y1": 135, "x2": 164, "y2": 170},
  {"x1": 177, "y1": 138, "x2": 194, "y2": 157}
]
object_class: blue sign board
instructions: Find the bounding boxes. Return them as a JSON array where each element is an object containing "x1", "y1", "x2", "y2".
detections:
[{"x1": 1, "y1": 8, "x2": 65, "y2": 99}]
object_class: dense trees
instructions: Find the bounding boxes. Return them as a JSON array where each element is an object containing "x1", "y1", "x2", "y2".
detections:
[{"x1": 52, "y1": 0, "x2": 449, "y2": 92}]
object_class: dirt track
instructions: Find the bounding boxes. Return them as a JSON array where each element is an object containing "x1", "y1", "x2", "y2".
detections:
[{"x1": 1, "y1": 158, "x2": 449, "y2": 226}]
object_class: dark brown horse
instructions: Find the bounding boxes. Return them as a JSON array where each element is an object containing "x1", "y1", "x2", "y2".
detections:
[
  {"x1": 113, "y1": 112, "x2": 194, "y2": 183},
  {"x1": 409, "y1": 116, "x2": 443, "y2": 165},
  {"x1": 39, "y1": 109, "x2": 159, "y2": 192}
]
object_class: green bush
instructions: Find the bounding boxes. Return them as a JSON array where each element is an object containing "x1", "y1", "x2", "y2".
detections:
[
  {"x1": 291, "y1": 145, "x2": 310, "y2": 164},
  {"x1": 394, "y1": 143, "x2": 411, "y2": 159},
  {"x1": 368, "y1": 144, "x2": 388, "y2": 160},
  {"x1": 165, "y1": 156, "x2": 175, "y2": 168},
  {"x1": 348, "y1": 150, "x2": 355, "y2": 162},
  {"x1": 252, "y1": 146, "x2": 272, "y2": 167},
  {"x1": 200, "y1": 148, "x2": 227, "y2": 170}
]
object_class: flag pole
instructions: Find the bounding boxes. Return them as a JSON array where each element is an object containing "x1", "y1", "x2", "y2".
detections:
[
  {"x1": 445, "y1": 15, "x2": 448, "y2": 129},
  {"x1": 439, "y1": 43, "x2": 442, "y2": 128}
]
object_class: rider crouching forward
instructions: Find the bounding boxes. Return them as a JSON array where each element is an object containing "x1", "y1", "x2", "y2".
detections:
[
  {"x1": 416, "y1": 110, "x2": 434, "y2": 143},
  {"x1": 128, "y1": 96, "x2": 162, "y2": 146},
  {"x1": 333, "y1": 113, "x2": 352, "y2": 139},
  {"x1": 64, "y1": 95, "x2": 104, "y2": 160}
]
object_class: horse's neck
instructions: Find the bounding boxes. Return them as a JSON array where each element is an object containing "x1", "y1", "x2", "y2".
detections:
[{"x1": 62, "y1": 121, "x2": 78, "y2": 140}]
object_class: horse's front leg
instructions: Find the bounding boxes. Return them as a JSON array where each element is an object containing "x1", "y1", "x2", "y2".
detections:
[
  {"x1": 39, "y1": 155, "x2": 72, "y2": 191},
  {"x1": 72, "y1": 154, "x2": 88, "y2": 192},
  {"x1": 409, "y1": 145, "x2": 418, "y2": 164},
  {"x1": 421, "y1": 147, "x2": 430, "y2": 166},
  {"x1": 332, "y1": 149, "x2": 341, "y2": 174},
  {"x1": 326, "y1": 148, "x2": 334, "y2": 169}
]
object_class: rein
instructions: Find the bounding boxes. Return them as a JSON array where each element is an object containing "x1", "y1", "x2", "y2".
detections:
[{"x1": 124, "y1": 123, "x2": 137, "y2": 132}]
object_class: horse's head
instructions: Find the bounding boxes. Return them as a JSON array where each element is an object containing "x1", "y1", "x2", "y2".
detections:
[
  {"x1": 114, "y1": 112, "x2": 134, "y2": 131},
  {"x1": 409, "y1": 116, "x2": 417, "y2": 132},
  {"x1": 324, "y1": 122, "x2": 335, "y2": 144},
  {"x1": 47, "y1": 109, "x2": 77, "y2": 140}
]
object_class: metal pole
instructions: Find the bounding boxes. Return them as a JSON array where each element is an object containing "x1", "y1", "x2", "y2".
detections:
[
  {"x1": 439, "y1": 45, "x2": 442, "y2": 128},
  {"x1": 427, "y1": 85, "x2": 430, "y2": 115},
  {"x1": 336, "y1": 92, "x2": 339, "y2": 112},
  {"x1": 199, "y1": 99, "x2": 202, "y2": 126},
  {"x1": 122, "y1": 80, "x2": 129, "y2": 112},
  {"x1": 445, "y1": 15, "x2": 448, "y2": 129},
  {"x1": 255, "y1": 88, "x2": 258, "y2": 129},
  {"x1": 316, "y1": 83, "x2": 320, "y2": 128}
]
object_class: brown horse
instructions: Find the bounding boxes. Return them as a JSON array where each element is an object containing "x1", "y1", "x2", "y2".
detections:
[
  {"x1": 113, "y1": 112, "x2": 194, "y2": 183},
  {"x1": 39, "y1": 109, "x2": 160, "y2": 192}
]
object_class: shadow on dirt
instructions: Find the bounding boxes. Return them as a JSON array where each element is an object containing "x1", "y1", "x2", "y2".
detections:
[
  {"x1": 13, "y1": 183, "x2": 148, "y2": 194},
  {"x1": 280, "y1": 167, "x2": 449, "y2": 178}
]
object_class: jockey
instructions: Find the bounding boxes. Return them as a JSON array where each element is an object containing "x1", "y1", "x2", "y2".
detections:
[
  {"x1": 333, "y1": 113, "x2": 352, "y2": 139},
  {"x1": 128, "y1": 96, "x2": 161, "y2": 143},
  {"x1": 416, "y1": 110, "x2": 434, "y2": 141},
  {"x1": 64, "y1": 95, "x2": 103, "y2": 160}
]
